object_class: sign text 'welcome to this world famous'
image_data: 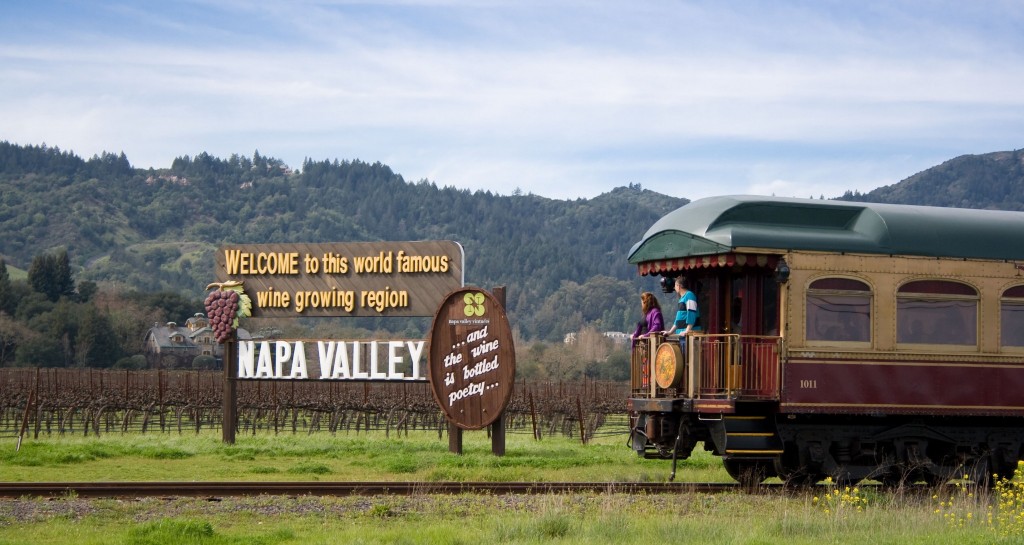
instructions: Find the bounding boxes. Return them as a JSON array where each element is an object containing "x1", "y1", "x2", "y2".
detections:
[{"x1": 215, "y1": 241, "x2": 464, "y2": 318}]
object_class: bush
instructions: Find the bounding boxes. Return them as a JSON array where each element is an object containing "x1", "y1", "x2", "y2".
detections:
[
  {"x1": 114, "y1": 354, "x2": 148, "y2": 370},
  {"x1": 191, "y1": 355, "x2": 217, "y2": 370}
]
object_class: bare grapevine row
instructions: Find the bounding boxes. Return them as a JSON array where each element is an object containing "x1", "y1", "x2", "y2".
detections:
[{"x1": 0, "y1": 369, "x2": 629, "y2": 442}]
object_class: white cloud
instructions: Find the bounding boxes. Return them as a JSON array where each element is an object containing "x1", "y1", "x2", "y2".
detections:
[{"x1": 1, "y1": 1, "x2": 1023, "y2": 200}]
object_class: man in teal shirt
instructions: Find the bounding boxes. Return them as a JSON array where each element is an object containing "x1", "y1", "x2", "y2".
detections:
[{"x1": 664, "y1": 277, "x2": 700, "y2": 338}]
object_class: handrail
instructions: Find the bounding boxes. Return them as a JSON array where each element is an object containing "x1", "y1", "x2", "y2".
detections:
[{"x1": 630, "y1": 334, "x2": 782, "y2": 400}]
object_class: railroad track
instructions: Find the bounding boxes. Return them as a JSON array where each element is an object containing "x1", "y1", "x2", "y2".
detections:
[{"x1": 0, "y1": 481, "x2": 750, "y2": 498}]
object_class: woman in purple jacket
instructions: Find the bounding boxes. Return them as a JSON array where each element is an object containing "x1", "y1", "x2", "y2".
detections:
[{"x1": 631, "y1": 291, "x2": 664, "y2": 345}]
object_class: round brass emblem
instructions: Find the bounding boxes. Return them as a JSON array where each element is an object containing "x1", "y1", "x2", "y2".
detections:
[{"x1": 654, "y1": 342, "x2": 684, "y2": 389}]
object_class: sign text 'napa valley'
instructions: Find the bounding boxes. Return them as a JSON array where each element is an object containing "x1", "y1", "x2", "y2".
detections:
[{"x1": 236, "y1": 340, "x2": 427, "y2": 381}]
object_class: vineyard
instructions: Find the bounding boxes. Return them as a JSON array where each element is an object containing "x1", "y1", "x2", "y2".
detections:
[{"x1": 0, "y1": 369, "x2": 630, "y2": 443}]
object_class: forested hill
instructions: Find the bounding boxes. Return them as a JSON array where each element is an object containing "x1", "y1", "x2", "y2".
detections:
[
  {"x1": 5, "y1": 141, "x2": 1022, "y2": 342},
  {"x1": 0, "y1": 142, "x2": 686, "y2": 341},
  {"x1": 837, "y1": 149, "x2": 1024, "y2": 210}
]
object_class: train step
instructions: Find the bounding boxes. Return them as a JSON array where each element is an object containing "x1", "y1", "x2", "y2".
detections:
[{"x1": 720, "y1": 415, "x2": 783, "y2": 456}]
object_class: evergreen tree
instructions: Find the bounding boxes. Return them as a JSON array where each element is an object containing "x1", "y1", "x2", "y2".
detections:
[
  {"x1": 27, "y1": 250, "x2": 75, "y2": 302},
  {"x1": 53, "y1": 250, "x2": 75, "y2": 299},
  {"x1": 0, "y1": 259, "x2": 14, "y2": 315}
]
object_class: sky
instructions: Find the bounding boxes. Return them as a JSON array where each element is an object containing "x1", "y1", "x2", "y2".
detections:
[{"x1": 2, "y1": 1, "x2": 1023, "y2": 202}]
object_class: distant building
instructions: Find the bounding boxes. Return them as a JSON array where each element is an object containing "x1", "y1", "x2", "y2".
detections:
[
  {"x1": 602, "y1": 331, "x2": 631, "y2": 345},
  {"x1": 563, "y1": 331, "x2": 631, "y2": 345},
  {"x1": 142, "y1": 313, "x2": 249, "y2": 369}
]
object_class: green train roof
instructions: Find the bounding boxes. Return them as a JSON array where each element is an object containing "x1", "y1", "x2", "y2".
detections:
[{"x1": 628, "y1": 195, "x2": 1024, "y2": 264}]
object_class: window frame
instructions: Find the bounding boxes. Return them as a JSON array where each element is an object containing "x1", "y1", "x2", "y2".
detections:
[
  {"x1": 1001, "y1": 284, "x2": 1024, "y2": 352},
  {"x1": 805, "y1": 276, "x2": 873, "y2": 347},
  {"x1": 896, "y1": 279, "x2": 979, "y2": 350}
]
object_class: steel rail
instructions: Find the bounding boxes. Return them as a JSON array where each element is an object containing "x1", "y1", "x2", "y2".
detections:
[{"x1": 0, "y1": 481, "x2": 750, "y2": 498}]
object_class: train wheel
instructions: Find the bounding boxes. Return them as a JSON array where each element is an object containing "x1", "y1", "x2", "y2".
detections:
[
  {"x1": 724, "y1": 459, "x2": 771, "y2": 487},
  {"x1": 782, "y1": 470, "x2": 822, "y2": 488},
  {"x1": 878, "y1": 474, "x2": 904, "y2": 488},
  {"x1": 963, "y1": 456, "x2": 995, "y2": 488},
  {"x1": 774, "y1": 443, "x2": 822, "y2": 487},
  {"x1": 922, "y1": 471, "x2": 948, "y2": 487},
  {"x1": 989, "y1": 448, "x2": 1018, "y2": 483},
  {"x1": 876, "y1": 466, "x2": 911, "y2": 489}
]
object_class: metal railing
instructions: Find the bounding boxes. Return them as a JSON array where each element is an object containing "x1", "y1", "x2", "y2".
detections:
[{"x1": 630, "y1": 334, "x2": 782, "y2": 400}]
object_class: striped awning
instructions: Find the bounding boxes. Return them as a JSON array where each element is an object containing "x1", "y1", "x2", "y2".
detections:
[{"x1": 637, "y1": 253, "x2": 778, "y2": 276}]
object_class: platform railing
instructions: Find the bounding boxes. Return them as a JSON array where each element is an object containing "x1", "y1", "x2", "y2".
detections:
[
  {"x1": 629, "y1": 336, "x2": 658, "y2": 395},
  {"x1": 630, "y1": 334, "x2": 782, "y2": 400}
]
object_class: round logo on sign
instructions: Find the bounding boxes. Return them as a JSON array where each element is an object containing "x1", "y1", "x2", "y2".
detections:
[{"x1": 428, "y1": 288, "x2": 516, "y2": 430}]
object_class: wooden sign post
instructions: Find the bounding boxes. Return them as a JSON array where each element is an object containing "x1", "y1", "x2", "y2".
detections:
[{"x1": 428, "y1": 286, "x2": 516, "y2": 455}]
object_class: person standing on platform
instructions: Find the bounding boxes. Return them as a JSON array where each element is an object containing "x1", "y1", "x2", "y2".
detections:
[
  {"x1": 631, "y1": 291, "x2": 664, "y2": 345},
  {"x1": 664, "y1": 277, "x2": 701, "y2": 339}
]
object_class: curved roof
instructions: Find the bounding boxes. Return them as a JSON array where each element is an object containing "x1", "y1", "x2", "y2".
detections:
[{"x1": 628, "y1": 195, "x2": 1024, "y2": 264}]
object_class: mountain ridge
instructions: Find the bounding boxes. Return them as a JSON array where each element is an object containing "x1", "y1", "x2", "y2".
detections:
[{"x1": 2, "y1": 141, "x2": 1022, "y2": 341}]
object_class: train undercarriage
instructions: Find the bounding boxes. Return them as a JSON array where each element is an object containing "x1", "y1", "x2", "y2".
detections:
[{"x1": 630, "y1": 405, "x2": 1024, "y2": 486}]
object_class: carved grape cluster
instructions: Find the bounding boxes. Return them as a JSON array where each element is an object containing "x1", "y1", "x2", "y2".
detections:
[{"x1": 204, "y1": 281, "x2": 252, "y2": 343}]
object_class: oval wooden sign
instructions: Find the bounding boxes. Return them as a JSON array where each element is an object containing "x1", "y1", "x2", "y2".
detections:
[{"x1": 428, "y1": 288, "x2": 516, "y2": 430}]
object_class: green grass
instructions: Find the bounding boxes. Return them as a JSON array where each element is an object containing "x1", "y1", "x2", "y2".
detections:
[
  {"x1": 3, "y1": 431, "x2": 1021, "y2": 544},
  {"x1": 0, "y1": 430, "x2": 716, "y2": 483},
  {"x1": 1, "y1": 488, "x2": 1019, "y2": 544}
]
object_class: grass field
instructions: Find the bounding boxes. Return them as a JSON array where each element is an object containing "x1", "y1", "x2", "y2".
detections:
[{"x1": 2, "y1": 430, "x2": 1022, "y2": 544}]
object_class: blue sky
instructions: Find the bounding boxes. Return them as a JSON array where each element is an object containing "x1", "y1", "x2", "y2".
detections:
[{"x1": 2, "y1": 1, "x2": 1023, "y2": 201}]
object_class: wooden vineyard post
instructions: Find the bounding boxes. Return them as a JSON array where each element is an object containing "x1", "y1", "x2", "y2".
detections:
[
  {"x1": 16, "y1": 389, "x2": 34, "y2": 452},
  {"x1": 222, "y1": 339, "x2": 237, "y2": 444},
  {"x1": 529, "y1": 389, "x2": 540, "y2": 440},
  {"x1": 576, "y1": 396, "x2": 586, "y2": 445}
]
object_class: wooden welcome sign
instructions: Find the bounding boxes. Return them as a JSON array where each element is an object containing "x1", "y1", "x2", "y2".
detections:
[
  {"x1": 428, "y1": 288, "x2": 515, "y2": 430},
  {"x1": 214, "y1": 240, "x2": 464, "y2": 317}
]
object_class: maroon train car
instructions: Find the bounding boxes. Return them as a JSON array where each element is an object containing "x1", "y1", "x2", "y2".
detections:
[{"x1": 626, "y1": 195, "x2": 1024, "y2": 485}]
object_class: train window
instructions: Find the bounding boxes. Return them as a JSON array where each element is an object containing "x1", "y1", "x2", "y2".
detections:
[
  {"x1": 1002, "y1": 285, "x2": 1024, "y2": 348},
  {"x1": 897, "y1": 280, "x2": 977, "y2": 346},
  {"x1": 806, "y1": 277, "x2": 871, "y2": 343}
]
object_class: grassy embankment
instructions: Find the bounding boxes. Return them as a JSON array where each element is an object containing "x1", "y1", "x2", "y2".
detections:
[{"x1": 1, "y1": 430, "x2": 1021, "y2": 544}]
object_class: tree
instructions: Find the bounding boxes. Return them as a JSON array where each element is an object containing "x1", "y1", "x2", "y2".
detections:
[
  {"x1": 45, "y1": 300, "x2": 80, "y2": 367},
  {"x1": 28, "y1": 250, "x2": 75, "y2": 302},
  {"x1": 0, "y1": 313, "x2": 36, "y2": 365},
  {"x1": 126, "y1": 291, "x2": 202, "y2": 323},
  {"x1": 15, "y1": 336, "x2": 63, "y2": 367},
  {"x1": 76, "y1": 280, "x2": 98, "y2": 303},
  {"x1": 0, "y1": 259, "x2": 14, "y2": 315},
  {"x1": 75, "y1": 306, "x2": 121, "y2": 367},
  {"x1": 573, "y1": 326, "x2": 613, "y2": 364},
  {"x1": 94, "y1": 291, "x2": 162, "y2": 356},
  {"x1": 535, "y1": 342, "x2": 582, "y2": 380}
]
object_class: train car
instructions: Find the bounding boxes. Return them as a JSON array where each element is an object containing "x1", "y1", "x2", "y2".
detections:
[{"x1": 626, "y1": 195, "x2": 1024, "y2": 485}]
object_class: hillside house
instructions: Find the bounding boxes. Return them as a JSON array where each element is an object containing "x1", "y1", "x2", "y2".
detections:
[{"x1": 142, "y1": 313, "x2": 249, "y2": 369}]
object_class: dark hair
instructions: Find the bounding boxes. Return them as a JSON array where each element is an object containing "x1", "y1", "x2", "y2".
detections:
[{"x1": 675, "y1": 277, "x2": 691, "y2": 290}]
